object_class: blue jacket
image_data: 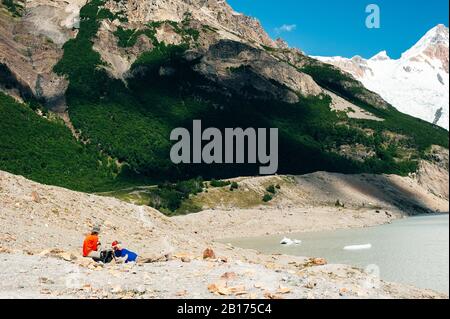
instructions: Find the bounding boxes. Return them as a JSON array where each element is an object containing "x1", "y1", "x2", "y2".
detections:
[{"x1": 114, "y1": 248, "x2": 138, "y2": 263}]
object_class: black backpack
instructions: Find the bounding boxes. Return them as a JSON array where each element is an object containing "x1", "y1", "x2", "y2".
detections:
[{"x1": 101, "y1": 250, "x2": 114, "y2": 264}]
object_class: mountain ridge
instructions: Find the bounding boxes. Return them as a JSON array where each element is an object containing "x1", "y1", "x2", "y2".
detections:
[{"x1": 314, "y1": 24, "x2": 449, "y2": 129}]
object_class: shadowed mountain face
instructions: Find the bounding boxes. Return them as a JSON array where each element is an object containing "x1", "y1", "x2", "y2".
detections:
[{"x1": 0, "y1": 0, "x2": 448, "y2": 192}]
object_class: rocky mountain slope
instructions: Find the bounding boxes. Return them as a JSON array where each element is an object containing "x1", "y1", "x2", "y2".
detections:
[
  {"x1": 0, "y1": 0, "x2": 74, "y2": 110},
  {"x1": 0, "y1": 0, "x2": 384, "y2": 108},
  {"x1": 0, "y1": 0, "x2": 448, "y2": 202},
  {"x1": 315, "y1": 25, "x2": 449, "y2": 130}
]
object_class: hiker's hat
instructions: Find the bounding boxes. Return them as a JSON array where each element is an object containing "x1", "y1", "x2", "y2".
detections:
[
  {"x1": 112, "y1": 241, "x2": 120, "y2": 248},
  {"x1": 92, "y1": 225, "x2": 100, "y2": 233}
]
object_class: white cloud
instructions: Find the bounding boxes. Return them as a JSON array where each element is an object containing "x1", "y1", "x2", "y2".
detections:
[{"x1": 275, "y1": 24, "x2": 297, "y2": 34}]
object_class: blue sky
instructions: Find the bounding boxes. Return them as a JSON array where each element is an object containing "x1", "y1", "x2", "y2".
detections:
[{"x1": 227, "y1": 0, "x2": 449, "y2": 59}]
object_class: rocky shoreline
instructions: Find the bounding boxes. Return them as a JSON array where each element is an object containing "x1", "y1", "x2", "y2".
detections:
[{"x1": 0, "y1": 169, "x2": 448, "y2": 299}]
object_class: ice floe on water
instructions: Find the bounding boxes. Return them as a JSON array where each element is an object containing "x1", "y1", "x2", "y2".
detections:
[
  {"x1": 280, "y1": 237, "x2": 302, "y2": 246},
  {"x1": 343, "y1": 244, "x2": 372, "y2": 251}
]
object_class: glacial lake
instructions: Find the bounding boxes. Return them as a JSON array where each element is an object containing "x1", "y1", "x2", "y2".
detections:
[{"x1": 224, "y1": 214, "x2": 449, "y2": 294}]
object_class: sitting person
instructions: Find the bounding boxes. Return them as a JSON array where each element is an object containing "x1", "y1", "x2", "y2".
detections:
[
  {"x1": 111, "y1": 241, "x2": 138, "y2": 263},
  {"x1": 83, "y1": 226, "x2": 113, "y2": 263}
]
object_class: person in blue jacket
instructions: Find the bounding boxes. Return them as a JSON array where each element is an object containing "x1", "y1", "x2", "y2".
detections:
[{"x1": 111, "y1": 241, "x2": 138, "y2": 263}]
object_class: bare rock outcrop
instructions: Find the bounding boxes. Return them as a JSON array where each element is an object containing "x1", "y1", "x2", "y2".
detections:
[
  {"x1": 26, "y1": 0, "x2": 86, "y2": 45},
  {"x1": 93, "y1": 19, "x2": 155, "y2": 79},
  {"x1": 0, "y1": 0, "x2": 85, "y2": 111},
  {"x1": 105, "y1": 0, "x2": 279, "y2": 48},
  {"x1": 193, "y1": 40, "x2": 322, "y2": 103},
  {"x1": 416, "y1": 145, "x2": 449, "y2": 201}
]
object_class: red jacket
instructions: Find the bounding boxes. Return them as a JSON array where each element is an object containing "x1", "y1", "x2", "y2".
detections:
[{"x1": 83, "y1": 234, "x2": 99, "y2": 257}]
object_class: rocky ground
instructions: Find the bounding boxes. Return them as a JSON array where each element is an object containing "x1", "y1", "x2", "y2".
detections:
[
  {"x1": 0, "y1": 161, "x2": 448, "y2": 299},
  {"x1": 1, "y1": 251, "x2": 444, "y2": 299}
]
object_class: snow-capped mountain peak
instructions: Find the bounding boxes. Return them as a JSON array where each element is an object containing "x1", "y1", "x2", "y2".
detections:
[
  {"x1": 370, "y1": 50, "x2": 391, "y2": 61},
  {"x1": 405, "y1": 24, "x2": 449, "y2": 54},
  {"x1": 314, "y1": 24, "x2": 449, "y2": 130},
  {"x1": 402, "y1": 24, "x2": 449, "y2": 69}
]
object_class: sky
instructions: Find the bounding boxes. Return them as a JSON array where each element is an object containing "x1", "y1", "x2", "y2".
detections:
[{"x1": 226, "y1": 0, "x2": 449, "y2": 59}]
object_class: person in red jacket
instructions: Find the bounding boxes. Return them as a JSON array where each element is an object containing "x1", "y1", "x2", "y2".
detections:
[{"x1": 83, "y1": 226, "x2": 102, "y2": 261}]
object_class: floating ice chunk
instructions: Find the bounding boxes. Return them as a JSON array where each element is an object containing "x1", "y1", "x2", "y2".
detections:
[
  {"x1": 343, "y1": 244, "x2": 372, "y2": 251},
  {"x1": 280, "y1": 237, "x2": 302, "y2": 245}
]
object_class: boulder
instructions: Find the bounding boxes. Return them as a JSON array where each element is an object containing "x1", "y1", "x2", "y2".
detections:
[
  {"x1": 31, "y1": 191, "x2": 41, "y2": 203},
  {"x1": 312, "y1": 258, "x2": 327, "y2": 266},
  {"x1": 207, "y1": 283, "x2": 230, "y2": 296},
  {"x1": 202, "y1": 248, "x2": 216, "y2": 260}
]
